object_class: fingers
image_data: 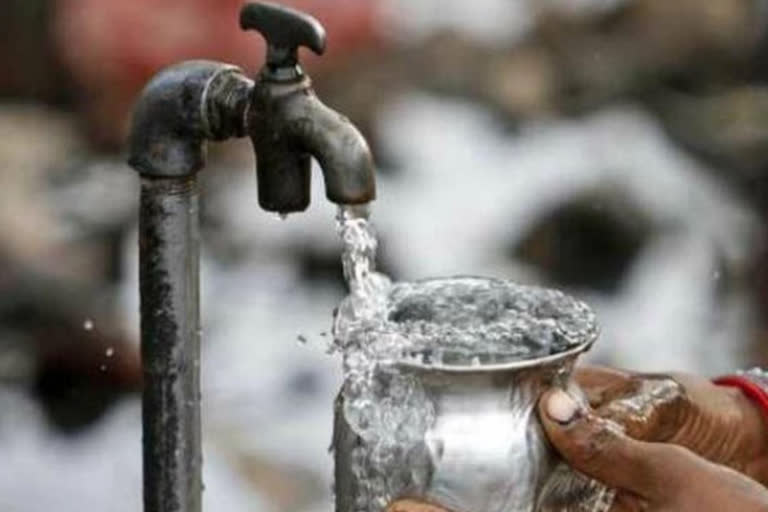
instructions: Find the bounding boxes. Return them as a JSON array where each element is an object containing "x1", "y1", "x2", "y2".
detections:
[
  {"x1": 538, "y1": 388, "x2": 671, "y2": 498},
  {"x1": 594, "y1": 376, "x2": 686, "y2": 441},
  {"x1": 573, "y1": 366, "x2": 687, "y2": 442},
  {"x1": 573, "y1": 366, "x2": 639, "y2": 407}
]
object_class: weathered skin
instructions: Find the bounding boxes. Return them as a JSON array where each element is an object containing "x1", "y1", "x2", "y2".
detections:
[
  {"x1": 537, "y1": 366, "x2": 768, "y2": 512},
  {"x1": 568, "y1": 366, "x2": 768, "y2": 485}
]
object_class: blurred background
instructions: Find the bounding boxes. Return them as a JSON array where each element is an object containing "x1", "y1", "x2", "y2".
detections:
[{"x1": 2, "y1": 0, "x2": 768, "y2": 509}]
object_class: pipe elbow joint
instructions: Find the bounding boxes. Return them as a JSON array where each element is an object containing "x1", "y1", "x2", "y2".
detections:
[{"x1": 127, "y1": 60, "x2": 252, "y2": 178}]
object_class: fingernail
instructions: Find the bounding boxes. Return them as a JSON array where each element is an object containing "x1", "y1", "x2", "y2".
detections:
[{"x1": 546, "y1": 389, "x2": 579, "y2": 424}]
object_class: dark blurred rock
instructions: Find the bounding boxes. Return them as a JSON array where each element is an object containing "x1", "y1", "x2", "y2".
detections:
[
  {"x1": 0, "y1": 0, "x2": 73, "y2": 104},
  {"x1": 651, "y1": 87, "x2": 768, "y2": 209},
  {"x1": 0, "y1": 105, "x2": 136, "y2": 284},
  {"x1": 317, "y1": 0, "x2": 768, "y2": 128},
  {"x1": 512, "y1": 186, "x2": 653, "y2": 293},
  {"x1": 0, "y1": 104, "x2": 140, "y2": 435},
  {"x1": 534, "y1": 0, "x2": 764, "y2": 112},
  {"x1": 296, "y1": 245, "x2": 347, "y2": 293},
  {"x1": 0, "y1": 270, "x2": 140, "y2": 433}
]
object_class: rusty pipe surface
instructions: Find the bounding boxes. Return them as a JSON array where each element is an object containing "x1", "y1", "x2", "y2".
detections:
[
  {"x1": 128, "y1": 60, "x2": 252, "y2": 512},
  {"x1": 139, "y1": 176, "x2": 202, "y2": 512}
]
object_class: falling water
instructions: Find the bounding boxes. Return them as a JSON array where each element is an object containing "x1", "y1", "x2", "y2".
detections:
[
  {"x1": 331, "y1": 205, "x2": 599, "y2": 512},
  {"x1": 335, "y1": 204, "x2": 392, "y2": 313},
  {"x1": 333, "y1": 205, "x2": 426, "y2": 512}
]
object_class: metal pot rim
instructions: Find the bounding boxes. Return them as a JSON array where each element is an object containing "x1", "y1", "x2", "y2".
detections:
[{"x1": 394, "y1": 335, "x2": 596, "y2": 373}]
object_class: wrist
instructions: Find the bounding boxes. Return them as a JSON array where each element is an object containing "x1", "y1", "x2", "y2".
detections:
[{"x1": 715, "y1": 371, "x2": 768, "y2": 485}]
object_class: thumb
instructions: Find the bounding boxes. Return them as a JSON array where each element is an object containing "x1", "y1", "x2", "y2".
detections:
[{"x1": 538, "y1": 388, "x2": 667, "y2": 499}]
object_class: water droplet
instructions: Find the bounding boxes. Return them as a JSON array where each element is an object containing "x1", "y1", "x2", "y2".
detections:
[
  {"x1": 83, "y1": 319, "x2": 94, "y2": 331},
  {"x1": 275, "y1": 212, "x2": 289, "y2": 221},
  {"x1": 105, "y1": 347, "x2": 115, "y2": 358}
]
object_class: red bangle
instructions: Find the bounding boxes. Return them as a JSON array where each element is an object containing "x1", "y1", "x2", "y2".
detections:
[{"x1": 714, "y1": 375, "x2": 768, "y2": 419}]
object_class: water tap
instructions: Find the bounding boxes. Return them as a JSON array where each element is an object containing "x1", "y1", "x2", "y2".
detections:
[
  {"x1": 128, "y1": 1, "x2": 376, "y2": 212},
  {"x1": 125, "y1": 4, "x2": 377, "y2": 511}
]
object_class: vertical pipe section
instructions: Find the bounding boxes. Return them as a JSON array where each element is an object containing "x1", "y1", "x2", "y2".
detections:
[{"x1": 139, "y1": 175, "x2": 202, "y2": 512}]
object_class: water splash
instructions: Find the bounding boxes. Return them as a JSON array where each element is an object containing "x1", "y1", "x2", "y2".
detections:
[
  {"x1": 331, "y1": 205, "x2": 599, "y2": 512},
  {"x1": 333, "y1": 205, "x2": 420, "y2": 512}
]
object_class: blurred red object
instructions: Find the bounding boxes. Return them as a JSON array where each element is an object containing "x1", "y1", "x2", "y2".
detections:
[{"x1": 53, "y1": 0, "x2": 383, "y2": 148}]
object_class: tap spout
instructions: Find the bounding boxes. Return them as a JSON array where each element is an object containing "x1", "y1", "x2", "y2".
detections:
[
  {"x1": 247, "y1": 77, "x2": 376, "y2": 212},
  {"x1": 293, "y1": 92, "x2": 377, "y2": 206}
]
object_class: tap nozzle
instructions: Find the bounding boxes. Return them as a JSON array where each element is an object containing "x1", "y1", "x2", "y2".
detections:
[{"x1": 240, "y1": 2, "x2": 376, "y2": 213}]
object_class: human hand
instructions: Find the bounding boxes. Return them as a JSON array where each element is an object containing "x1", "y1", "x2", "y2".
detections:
[
  {"x1": 569, "y1": 366, "x2": 768, "y2": 485},
  {"x1": 539, "y1": 386, "x2": 768, "y2": 511}
]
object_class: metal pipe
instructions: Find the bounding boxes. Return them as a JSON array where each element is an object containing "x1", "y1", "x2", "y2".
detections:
[
  {"x1": 139, "y1": 176, "x2": 201, "y2": 512},
  {"x1": 128, "y1": 61, "x2": 251, "y2": 512}
]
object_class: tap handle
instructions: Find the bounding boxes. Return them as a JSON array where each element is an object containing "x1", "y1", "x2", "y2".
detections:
[{"x1": 240, "y1": 2, "x2": 326, "y2": 78}]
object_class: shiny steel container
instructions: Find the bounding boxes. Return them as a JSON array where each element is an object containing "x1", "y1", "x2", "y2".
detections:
[{"x1": 333, "y1": 338, "x2": 613, "y2": 512}]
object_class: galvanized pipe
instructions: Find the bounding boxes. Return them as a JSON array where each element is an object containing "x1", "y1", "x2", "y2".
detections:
[{"x1": 139, "y1": 176, "x2": 201, "y2": 512}]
